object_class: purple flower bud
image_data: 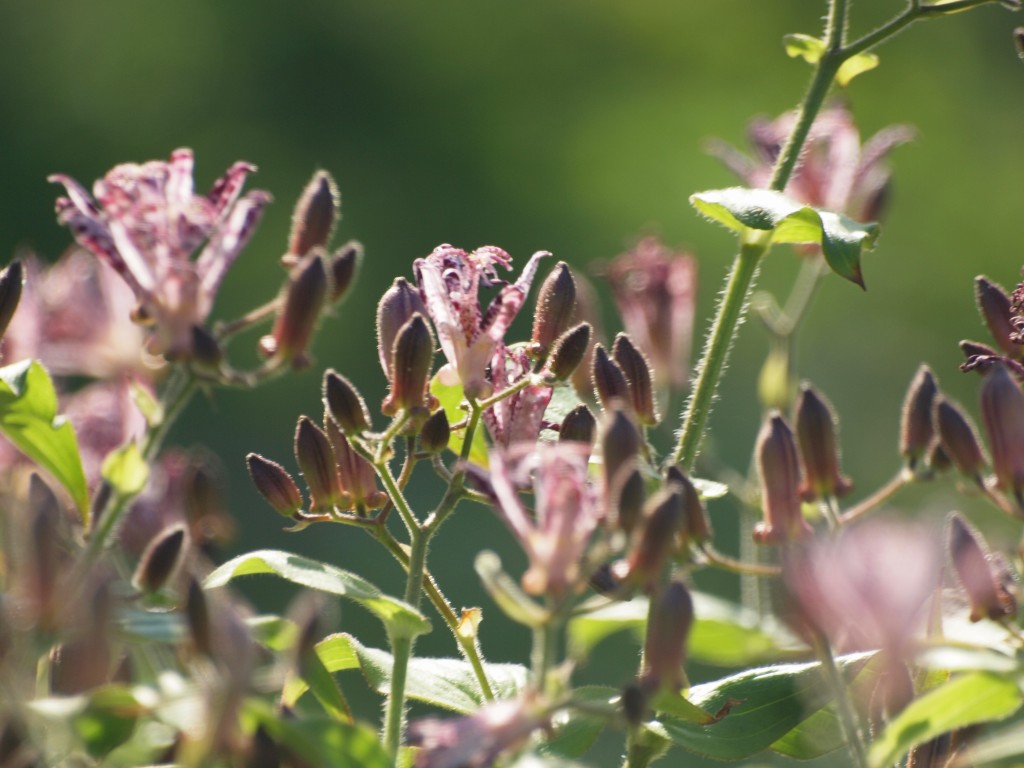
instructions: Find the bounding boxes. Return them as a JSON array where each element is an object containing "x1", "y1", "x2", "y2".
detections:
[
  {"x1": 328, "y1": 240, "x2": 361, "y2": 303},
  {"x1": 419, "y1": 409, "x2": 451, "y2": 454},
  {"x1": 754, "y1": 412, "x2": 812, "y2": 545},
  {"x1": 288, "y1": 171, "x2": 339, "y2": 259},
  {"x1": 900, "y1": 365, "x2": 938, "y2": 471},
  {"x1": 324, "y1": 417, "x2": 388, "y2": 512},
  {"x1": 933, "y1": 397, "x2": 987, "y2": 484},
  {"x1": 294, "y1": 416, "x2": 344, "y2": 511},
  {"x1": 381, "y1": 313, "x2": 436, "y2": 420},
  {"x1": 612, "y1": 333, "x2": 658, "y2": 426},
  {"x1": 794, "y1": 384, "x2": 852, "y2": 501},
  {"x1": 185, "y1": 576, "x2": 212, "y2": 659},
  {"x1": 29, "y1": 474, "x2": 64, "y2": 630},
  {"x1": 189, "y1": 324, "x2": 223, "y2": 369},
  {"x1": 545, "y1": 322, "x2": 591, "y2": 382},
  {"x1": 976, "y1": 277, "x2": 1018, "y2": 357},
  {"x1": 947, "y1": 513, "x2": 1017, "y2": 622},
  {"x1": 600, "y1": 405, "x2": 642, "y2": 498},
  {"x1": 133, "y1": 524, "x2": 188, "y2": 594},
  {"x1": 980, "y1": 363, "x2": 1024, "y2": 507},
  {"x1": 592, "y1": 344, "x2": 630, "y2": 411},
  {"x1": 260, "y1": 252, "x2": 328, "y2": 368},
  {"x1": 665, "y1": 465, "x2": 713, "y2": 543},
  {"x1": 613, "y1": 467, "x2": 646, "y2": 535},
  {"x1": 531, "y1": 261, "x2": 576, "y2": 357},
  {"x1": 323, "y1": 369, "x2": 371, "y2": 434},
  {"x1": 376, "y1": 277, "x2": 426, "y2": 379},
  {"x1": 559, "y1": 403, "x2": 596, "y2": 447},
  {"x1": 247, "y1": 453, "x2": 304, "y2": 517},
  {"x1": 0, "y1": 260, "x2": 23, "y2": 341},
  {"x1": 927, "y1": 441, "x2": 953, "y2": 475},
  {"x1": 642, "y1": 581, "x2": 694, "y2": 693},
  {"x1": 625, "y1": 487, "x2": 683, "y2": 591}
]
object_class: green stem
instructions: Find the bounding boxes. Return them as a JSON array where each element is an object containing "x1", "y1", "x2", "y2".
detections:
[
  {"x1": 530, "y1": 614, "x2": 558, "y2": 694},
  {"x1": 814, "y1": 634, "x2": 868, "y2": 768},
  {"x1": 839, "y1": 471, "x2": 908, "y2": 525},
  {"x1": 374, "y1": 455, "x2": 419, "y2": 535}
]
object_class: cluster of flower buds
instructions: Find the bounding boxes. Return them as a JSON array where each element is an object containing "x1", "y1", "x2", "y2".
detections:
[
  {"x1": 591, "y1": 333, "x2": 659, "y2": 426},
  {"x1": 376, "y1": 277, "x2": 437, "y2": 424}
]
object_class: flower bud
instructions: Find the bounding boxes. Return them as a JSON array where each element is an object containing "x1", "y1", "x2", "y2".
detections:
[
  {"x1": 531, "y1": 261, "x2": 576, "y2": 357},
  {"x1": 559, "y1": 403, "x2": 597, "y2": 447},
  {"x1": 665, "y1": 465, "x2": 712, "y2": 543},
  {"x1": 247, "y1": 453, "x2": 304, "y2": 516},
  {"x1": 376, "y1": 277, "x2": 426, "y2": 378},
  {"x1": 133, "y1": 524, "x2": 188, "y2": 594},
  {"x1": 947, "y1": 513, "x2": 1017, "y2": 622},
  {"x1": 927, "y1": 441, "x2": 953, "y2": 475},
  {"x1": 754, "y1": 412, "x2": 812, "y2": 545},
  {"x1": 260, "y1": 252, "x2": 328, "y2": 368},
  {"x1": 601, "y1": 405, "x2": 641, "y2": 496},
  {"x1": 900, "y1": 365, "x2": 938, "y2": 471},
  {"x1": 976, "y1": 277, "x2": 1018, "y2": 356},
  {"x1": 29, "y1": 474, "x2": 64, "y2": 630},
  {"x1": 613, "y1": 467, "x2": 646, "y2": 535},
  {"x1": 288, "y1": 171, "x2": 339, "y2": 260},
  {"x1": 642, "y1": 581, "x2": 694, "y2": 693},
  {"x1": 933, "y1": 397, "x2": 986, "y2": 484},
  {"x1": 381, "y1": 313, "x2": 435, "y2": 419},
  {"x1": 612, "y1": 333, "x2": 658, "y2": 426},
  {"x1": 0, "y1": 260, "x2": 23, "y2": 341},
  {"x1": 592, "y1": 344, "x2": 630, "y2": 411},
  {"x1": 294, "y1": 416, "x2": 344, "y2": 511},
  {"x1": 545, "y1": 322, "x2": 591, "y2": 381},
  {"x1": 328, "y1": 240, "x2": 361, "y2": 303},
  {"x1": 795, "y1": 384, "x2": 852, "y2": 501},
  {"x1": 419, "y1": 409, "x2": 451, "y2": 454},
  {"x1": 980, "y1": 363, "x2": 1024, "y2": 507},
  {"x1": 190, "y1": 324, "x2": 223, "y2": 369},
  {"x1": 185, "y1": 576, "x2": 212, "y2": 658},
  {"x1": 323, "y1": 369, "x2": 371, "y2": 434},
  {"x1": 621, "y1": 682, "x2": 649, "y2": 727},
  {"x1": 625, "y1": 487, "x2": 683, "y2": 591},
  {"x1": 960, "y1": 340, "x2": 1000, "y2": 369},
  {"x1": 325, "y1": 417, "x2": 388, "y2": 512}
]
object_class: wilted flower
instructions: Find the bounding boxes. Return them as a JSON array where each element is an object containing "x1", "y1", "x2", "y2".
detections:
[
  {"x1": 415, "y1": 244, "x2": 547, "y2": 399},
  {"x1": 50, "y1": 149, "x2": 271, "y2": 359},
  {"x1": 483, "y1": 345, "x2": 553, "y2": 448},
  {"x1": 604, "y1": 237, "x2": 696, "y2": 389},
  {"x1": 711, "y1": 103, "x2": 914, "y2": 223}
]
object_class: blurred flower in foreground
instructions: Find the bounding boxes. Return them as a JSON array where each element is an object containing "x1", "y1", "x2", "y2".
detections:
[
  {"x1": 604, "y1": 237, "x2": 696, "y2": 390},
  {"x1": 415, "y1": 244, "x2": 547, "y2": 399},
  {"x1": 50, "y1": 148, "x2": 271, "y2": 359},
  {"x1": 710, "y1": 104, "x2": 914, "y2": 223}
]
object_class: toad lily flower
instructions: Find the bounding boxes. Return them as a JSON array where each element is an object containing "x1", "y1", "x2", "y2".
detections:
[
  {"x1": 414, "y1": 244, "x2": 547, "y2": 399},
  {"x1": 50, "y1": 149, "x2": 271, "y2": 359}
]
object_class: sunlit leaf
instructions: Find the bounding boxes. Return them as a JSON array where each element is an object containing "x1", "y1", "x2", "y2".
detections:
[
  {"x1": 836, "y1": 51, "x2": 879, "y2": 86},
  {"x1": 101, "y1": 441, "x2": 149, "y2": 498},
  {"x1": 692, "y1": 477, "x2": 729, "y2": 500},
  {"x1": 771, "y1": 705, "x2": 845, "y2": 759},
  {"x1": 0, "y1": 360, "x2": 89, "y2": 521},
  {"x1": 429, "y1": 373, "x2": 489, "y2": 466},
  {"x1": 298, "y1": 644, "x2": 353, "y2": 723},
  {"x1": 74, "y1": 686, "x2": 143, "y2": 759},
  {"x1": 783, "y1": 33, "x2": 825, "y2": 64},
  {"x1": 540, "y1": 687, "x2": 614, "y2": 759},
  {"x1": 867, "y1": 672, "x2": 1023, "y2": 768},
  {"x1": 204, "y1": 550, "x2": 430, "y2": 641}
]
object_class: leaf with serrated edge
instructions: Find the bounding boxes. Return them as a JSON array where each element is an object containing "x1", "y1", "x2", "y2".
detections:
[{"x1": 204, "y1": 550, "x2": 430, "y2": 640}]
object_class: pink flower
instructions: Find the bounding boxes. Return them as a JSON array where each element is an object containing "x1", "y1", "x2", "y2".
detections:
[
  {"x1": 482, "y1": 345, "x2": 553, "y2": 448},
  {"x1": 488, "y1": 443, "x2": 600, "y2": 599},
  {"x1": 414, "y1": 244, "x2": 547, "y2": 399},
  {"x1": 50, "y1": 149, "x2": 271, "y2": 359}
]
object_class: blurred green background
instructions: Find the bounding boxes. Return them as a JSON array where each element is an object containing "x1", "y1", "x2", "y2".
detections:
[{"x1": 2, "y1": 1, "x2": 1023, "y2": 764}]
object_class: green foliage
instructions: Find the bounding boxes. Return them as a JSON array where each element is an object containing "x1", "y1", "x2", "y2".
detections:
[
  {"x1": 429, "y1": 373, "x2": 489, "y2": 466},
  {"x1": 782, "y1": 33, "x2": 879, "y2": 85},
  {"x1": 101, "y1": 441, "x2": 149, "y2": 498}
]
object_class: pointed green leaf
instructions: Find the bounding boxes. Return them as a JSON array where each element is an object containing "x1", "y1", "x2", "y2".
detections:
[
  {"x1": 75, "y1": 686, "x2": 143, "y2": 758},
  {"x1": 204, "y1": 549, "x2": 430, "y2": 641},
  {"x1": 783, "y1": 33, "x2": 825, "y2": 64},
  {"x1": 689, "y1": 187, "x2": 879, "y2": 288},
  {"x1": 867, "y1": 672, "x2": 1023, "y2": 768},
  {"x1": 541, "y1": 686, "x2": 616, "y2": 759},
  {"x1": 298, "y1": 644, "x2": 353, "y2": 723},
  {"x1": 650, "y1": 691, "x2": 715, "y2": 724},
  {"x1": 429, "y1": 373, "x2": 489, "y2": 466},
  {"x1": 657, "y1": 653, "x2": 872, "y2": 761},
  {"x1": 771, "y1": 705, "x2": 845, "y2": 759},
  {"x1": 836, "y1": 51, "x2": 879, "y2": 86},
  {"x1": 0, "y1": 360, "x2": 89, "y2": 521},
  {"x1": 101, "y1": 441, "x2": 149, "y2": 498}
]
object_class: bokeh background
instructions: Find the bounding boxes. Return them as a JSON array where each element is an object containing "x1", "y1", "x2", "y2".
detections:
[{"x1": 2, "y1": 1, "x2": 1023, "y2": 765}]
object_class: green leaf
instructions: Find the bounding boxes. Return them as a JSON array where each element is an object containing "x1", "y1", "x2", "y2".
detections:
[
  {"x1": 541, "y1": 380, "x2": 583, "y2": 439},
  {"x1": 771, "y1": 706, "x2": 845, "y2": 759},
  {"x1": 692, "y1": 477, "x2": 729, "y2": 500},
  {"x1": 783, "y1": 33, "x2": 825, "y2": 64},
  {"x1": 540, "y1": 686, "x2": 614, "y2": 759},
  {"x1": 657, "y1": 653, "x2": 872, "y2": 761},
  {"x1": 298, "y1": 643, "x2": 353, "y2": 722},
  {"x1": 650, "y1": 691, "x2": 715, "y2": 724},
  {"x1": 836, "y1": 51, "x2": 879, "y2": 87},
  {"x1": 283, "y1": 633, "x2": 528, "y2": 714},
  {"x1": 867, "y1": 672, "x2": 1023, "y2": 768},
  {"x1": 429, "y1": 373, "x2": 489, "y2": 466},
  {"x1": 247, "y1": 615, "x2": 300, "y2": 652},
  {"x1": 204, "y1": 549, "x2": 431, "y2": 641},
  {"x1": 0, "y1": 360, "x2": 89, "y2": 521},
  {"x1": 689, "y1": 187, "x2": 879, "y2": 288},
  {"x1": 101, "y1": 441, "x2": 149, "y2": 498},
  {"x1": 74, "y1": 686, "x2": 143, "y2": 759},
  {"x1": 129, "y1": 380, "x2": 163, "y2": 428}
]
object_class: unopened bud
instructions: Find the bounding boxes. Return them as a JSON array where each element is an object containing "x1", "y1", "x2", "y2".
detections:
[
  {"x1": 190, "y1": 324, "x2": 223, "y2": 369},
  {"x1": 0, "y1": 260, "x2": 23, "y2": 341},
  {"x1": 133, "y1": 524, "x2": 188, "y2": 594},
  {"x1": 29, "y1": 474, "x2": 64, "y2": 630},
  {"x1": 546, "y1": 322, "x2": 591, "y2": 381},
  {"x1": 294, "y1": 416, "x2": 344, "y2": 511},
  {"x1": 612, "y1": 333, "x2": 658, "y2": 426},
  {"x1": 613, "y1": 468, "x2": 646, "y2": 535},
  {"x1": 933, "y1": 397, "x2": 987, "y2": 484},
  {"x1": 947, "y1": 513, "x2": 1017, "y2": 622},
  {"x1": 260, "y1": 253, "x2": 328, "y2": 367},
  {"x1": 323, "y1": 369, "x2": 371, "y2": 434},
  {"x1": 592, "y1": 344, "x2": 630, "y2": 411},
  {"x1": 376, "y1": 277, "x2": 426, "y2": 378},
  {"x1": 976, "y1": 277, "x2": 1018, "y2": 356},
  {"x1": 927, "y1": 441, "x2": 953, "y2": 474},
  {"x1": 559, "y1": 403, "x2": 597, "y2": 447},
  {"x1": 621, "y1": 682, "x2": 649, "y2": 727},
  {"x1": 185, "y1": 576, "x2": 212, "y2": 658},
  {"x1": 754, "y1": 412, "x2": 812, "y2": 545},
  {"x1": 419, "y1": 409, "x2": 451, "y2": 454},
  {"x1": 601, "y1": 406, "x2": 642, "y2": 496},
  {"x1": 625, "y1": 487, "x2": 683, "y2": 591},
  {"x1": 642, "y1": 581, "x2": 694, "y2": 693},
  {"x1": 328, "y1": 240, "x2": 361, "y2": 303},
  {"x1": 531, "y1": 261, "x2": 576, "y2": 357},
  {"x1": 900, "y1": 365, "x2": 938, "y2": 471},
  {"x1": 247, "y1": 453, "x2": 304, "y2": 516},
  {"x1": 665, "y1": 465, "x2": 712, "y2": 543},
  {"x1": 960, "y1": 340, "x2": 1000, "y2": 366},
  {"x1": 381, "y1": 313, "x2": 435, "y2": 419},
  {"x1": 288, "y1": 171, "x2": 339, "y2": 259},
  {"x1": 795, "y1": 384, "x2": 852, "y2": 501},
  {"x1": 325, "y1": 417, "x2": 388, "y2": 512},
  {"x1": 980, "y1": 363, "x2": 1024, "y2": 507}
]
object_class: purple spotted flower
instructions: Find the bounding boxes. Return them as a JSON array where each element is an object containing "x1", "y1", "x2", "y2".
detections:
[
  {"x1": 482, "y1": 345, "x2": 553, "y2": 448},
  {"x1": 50, "y1": 149, "x2": 271, "y2": 359},
  {"x1": 414, "y1": 244, "x2": 547, "y2": 399}
]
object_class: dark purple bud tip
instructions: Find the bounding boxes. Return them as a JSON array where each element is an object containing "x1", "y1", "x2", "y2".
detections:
[
  {"x1": 975, "y1": 277, "x2": 1018, "y2": 356},
  {"x1": 190, "y1": 324, "x2": 223, "y2": 368},
  {"x1": 328, "y1": 240, "x2": 361, "y2": 303},
  {"x1": 611, "y1": 467, "x2": 646, "y2": 536},
  {"x1": 0, "y1": 260, "x2": 23, "y2": 341},
  {"x1": 642, "y1": 581, "x2": 694, "y2": 693},
  {"x1": 531, "y1": 261, "x2": 577, "y2": 355},
  {"x1": 754, "y1": 412, "x2": 811, "y2": 545},
  {"x1": 419, "y1": 408, "x2": 451, "y2": 454},
  {"x1": 559, "y1": 403, "x2": 597, "y2": 447},
  {"x1": 947, "y1": 513, "x2": 1018, "y2": 622},
  {"x1": 980, "y1": 363, "x2": 1024, "y2": 506},
  {"x1": 900, "y1": 365, "x2": 938, "y2": 472},
  {"x1": 621, "y1": 682, "x2": 649, "y2": 727},
  {"x1": 323, "y1": 369, "x2": 371, "y2": 434},
  {"x1": 795, "y1": 384, "x2": 852, "y2": 501},
  {"x1": 376, "y1": 277, "x2": 426, "y2": 379},
  {"x1": 546, "y1": 322, "x2": 591, "y2": 381},
  {"x1": 247, "y1": 452, "x2": 304, "y2": 516},
  {"x1": 185, "y1": 576, "x2": 212, "y2": 659},
  {"x1": 933, "y1": 397, "x2": 987, "y2": 485},
  {"x1": 612, "y1": 333, "x2": 658, "y2": 426},
  {"x1": 665, "y1": 465, "x2": 713, "y2": 543},
  {"x1": 267, "y1": 253, "x2": 328, "y2": 365},
  {"x1": 133, "y1": 524, "x2": 188, "y2": 594},
  {"x1": 382, "y1": 313, "x2": 435, "y2": 418},
  {"x1": 626, "y1": 487, "x2": 684, "y2": 591},
  {"x1": 288, "y1": 170, "x2": 339, "y2": 258},
  {"x1": 592, "y1": 344, "x2": 631, "y2": 411},
  {"x1": 294, "y1": 416, "x2": 343, "y2": 511},
  {"x1": 601, "y1": 405, "x2": 642, "y2": 495}
]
